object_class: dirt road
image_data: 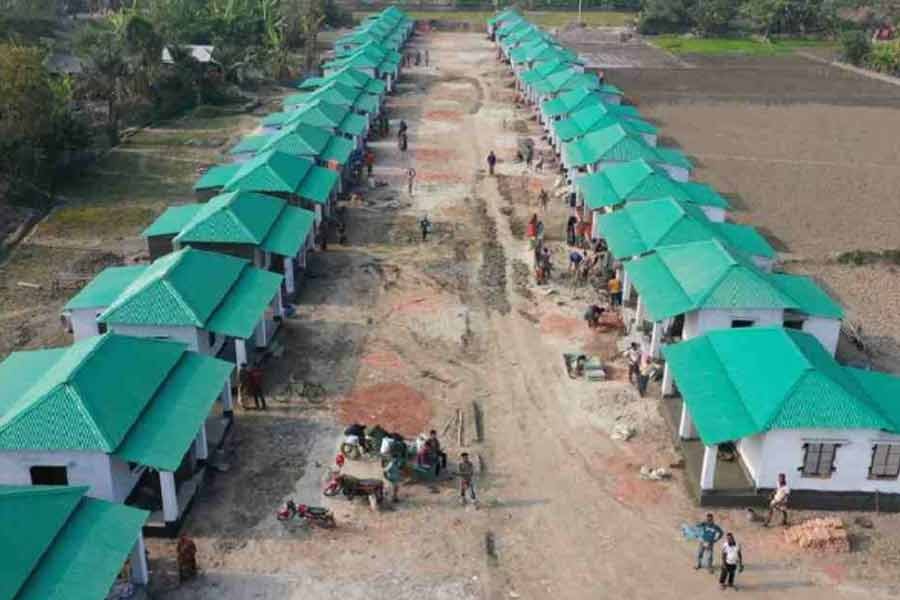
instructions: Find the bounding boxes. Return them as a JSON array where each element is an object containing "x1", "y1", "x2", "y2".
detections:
[{"x1": 149, "y1": 31, "x2": 900, "y2": 600}]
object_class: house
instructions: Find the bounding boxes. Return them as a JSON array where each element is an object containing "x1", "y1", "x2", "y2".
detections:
[
  {"x1": 550, "y1": 102, "x2": 653, "y2": 149},
  {"x1": 0, "y1": 334, "x2": 234, "y2": 533},
  {"x1": 487, "y1": 8, "x2": 521, "y2": 38},
  {"x1": 261, "y1": 99, "x2": 368, "y2": 150},
  {"x1": 597, "y1": 197, "x2": 775, "y2": 270},
  {"x1": 283, "y1": 80, "x2": 381, "y2": 127},
  {"x1": 561, "y1": 124, "x2": 692, "y2": 184},
  {"x1": 576, "y1": 159, "x2": 731, "y2": 227},
  {"x1": 530, "y1": 71, "x2": 617, "y2": 110},
  {"x1": 297, "y1": 65, "x2": 387, "y2": 101},
  {"x1": 510, "y1": 39, "x2": 579, "y2": 77},
  {"x1": 623, "y1": 239, "x2": 844, "y2": 362},
  {"x1": 517, "y1": 58, "x2": 574, "y2": 94},
  {"x1": 194, "y1": 150, "x2": 339, "y2": 223},
  {"x1": 63, "y1": 247, "x2": 284, "y2": 367},
  {"x1": 1, "y1": 485, "x2": 150, "y2": 599},
  {"x1": 663, "y1": 327, "x2": 900, "y2": 511},
  {"x1": 497, "y1": 21, "x2": 539, "y2": 59},
  {"x1": 142, "y1": 192, "x2": 316, "y2": 295},
  {"x1": 540, "y1": 87, "x2": 629, "y2": 132},
  {"x1": 321, "y1": 42, "x2": 401, "y2": 91},
  {"x1": 228, "y1": 124, "x2": 356, "y2": 192}
]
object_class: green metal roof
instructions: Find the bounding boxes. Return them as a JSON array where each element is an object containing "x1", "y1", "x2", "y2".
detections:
[
  {"x1": 0, "y1": 334, "x2": 230, "y2": 463},
  {"x1": 519, "y1": 59, "x2": 571, "y2": 84},
  {"x1": 770, "y1": 273, "x2": 844, "y2": 319},
  {"x1": 624, "y1": 239, "x2": 839, "y2": 321},
  {"x1": 562, "y1": 124, "x2": 692, "y2": 170},
  {"x1": 321, "y1": 136, "x2": 354, "y2": 165},
  {"x1": 488, "y1": 8, "x2": 520, "y2": 26},
  {"x1": 115, "y1": 351, "x2": 232, "y2": 470},
  {"x1": 259, "y1": 125, "x2": 330, "y2": 157},
  {"x1": 205, "y1": 266, "x2": 283, "y2": 338},
  {"x1": 263, "y1": 205, "x2": 315, "y2": 257},
  {"x1": 284, "y1": 81, "x2": 379, "y2": 115},
  {"x1": 222, "y1": 150, "x2": 311, "y2": 195},
  {"x1": 229, "y1": 134, "x2": 269, "y2": 155},
  {"x1": 297, "y1": 66, "x2": 386, "y2": 95},
  {"x1": 283, "y1": 100, "x2": 367, "y2": 137},
  {"x1": 2, "y1": 485, "x2": 148, "y2": 600},
  {"x1": 194, "y1": 163, "x2": 240, "y2": 191},
  {"x1": 553, "y1": 103, "x2": 647, "y2": 141},
  {"x1": 597, "y1": 197, "x2": 775, "y2": 260},
  {"x1": 542, "y1": 86, "x2": 627, "y2": 118},
  {"x1": 663, "y1": 327, "x2": 900, "y2": 445},
  {"x1": 578, "y1": 159, "x2": 730, "y2": 211},
  {"x1": 63, "y1": 265, "x2": 146, "y2": 310},
  {"x1": 297, "y1": 166, "x2": 340, "y2": 205}
]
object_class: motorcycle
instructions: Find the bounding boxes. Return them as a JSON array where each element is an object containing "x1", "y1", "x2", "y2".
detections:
[
  {"x1": 323, "y1": 471, "x2": 384, "y2": 504},
  {"x1": 276, "y1": 500, "x2": 336, "y2": 529}
]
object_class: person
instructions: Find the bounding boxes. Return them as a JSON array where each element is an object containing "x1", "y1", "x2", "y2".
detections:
[
  {"x1": 425, "y1": 49, "x2": 430, "y2": 66},
  {"x1": 407, "y1": 167, "x2": 416, "y2": 195},
  {"x1": 337, "y1": 220, "x2": 348, "y2": 245},
  {"x1": 608, "y1": 274, "x2": 622, "y2": 306},
  {"x1": 535, "y1": 154, "x2": 544, "y2": 172},
  {"x1": 637, "y1": 354, "x2": 656, "y2": 397},
  {"x1": 540, "y1": 246, "x2": 553, "y2": 284},
  {"x1": 419, "y1": 214, "x2": 431, "y2": 242},
  {"x1": 584, "y1": 304, "x2": 604, "y2": 329},
  {"x1": 536, "y1": 219, "x2": 545, "y2": 241},
  {"x1": 527, "y1": 214, "x2": 538, "y2": 239},
  {"x1": 695, "y1": 513, "x2": 724, "y2": 572},
  {"x1": 399, "y1": 131, "x2": 408, "y2": 152},
  {"x1": 569, "y1": 250, "x2": 583, "y2": 273},
  {"x1": 566, "y1": 216, "x2": 577, "y2": 246},
  {"x1": 525, "y1": 146, "x2": 533, "y2": 170},
  {"x1": 719, "y1": 533, "x2": 743, "y2": 590},
  {"x1": 765, "y1": 473, "x2": 790, "y2": 527},
  {"x1": 398, "y1": 119, "x2": 408, "y2": 137},
  {"x1": 383, "y1": 455, "x2": 402, "y2": 502},
  {"x1": 365, "y1": 149, "x2": 375, "y2": 177},
  {"x1": 238, "y1": 363, "x2": 252, "y2": 409},
  {"x1": 624, "y1": 343, "x2": 641, "y2": 385},
  {"x1": 176, "y1": 535, "x2": 198, "y2": 582},
  {"x1": 249, "y1": 364, "x2": 266, "y2": 410},
  {"x1": 458, "y1": 452, "x2": 478, "y2": 507},
  {"x1": 425, "y1": 430, "x2": 447, "y2": 475},
  {"x1": 487, "y1": 150, "x2": 497, "y2": 175},
  {"x1": 538, "y1": 188, "x2": 549, "y2": 212},
  {"x1": 318, "y1": 221, "x2": 328, "y2": 251}
]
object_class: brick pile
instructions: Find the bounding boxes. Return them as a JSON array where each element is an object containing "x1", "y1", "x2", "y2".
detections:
[{"x1": 784, "y1": 518, "x2": 851, "y2": 553}]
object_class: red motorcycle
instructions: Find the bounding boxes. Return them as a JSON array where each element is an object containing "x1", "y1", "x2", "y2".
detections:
[
  {"x1": 323, "y1": 471, "x2": 384, "y2": 504},
  {"x1": 276, "y1": 500, "x2": 336, "y2": 529}
]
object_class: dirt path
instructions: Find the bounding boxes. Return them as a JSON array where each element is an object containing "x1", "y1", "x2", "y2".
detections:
[{"x1": 147, "y1": 31, "x2": 900, "y2": 600}]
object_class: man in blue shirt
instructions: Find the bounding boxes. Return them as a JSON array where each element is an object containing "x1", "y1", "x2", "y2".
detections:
[{"x1": 695, "y1": 513, "x2": 724, "y2": 572}]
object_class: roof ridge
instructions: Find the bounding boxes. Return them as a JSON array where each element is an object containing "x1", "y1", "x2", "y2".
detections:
[
  {"x1": 64, "y1": 383, "x2": 116, "y2": 451},
  {"x1": 706, "y1": 335, "x2": 768, "y2": 431},
  {"x1": 99, "y1": 250, "x2": 187, "y2": 320},
  {"x1": 161, "y1": 274, "x2": 205, "y2": 326}
]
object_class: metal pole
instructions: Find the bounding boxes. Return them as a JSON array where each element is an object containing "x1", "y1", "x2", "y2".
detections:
[{"x1": 578, "y1": 0, "x2": 583, "y2": 24}]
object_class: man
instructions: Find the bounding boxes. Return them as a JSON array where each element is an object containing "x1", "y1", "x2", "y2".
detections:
[
  {"x1": 407, "y1": 167, "x2": 416, "y2": 195},
  {"x1": 249, "y1": 364, "x2": 266, "y2": 410},
  {"x1": 365, "y1": 149, "x2": 375, "y2": 177},
  {"x1": 487, "y1": 150, "x2": 497, "y2": 175},
  {"x1": 425, "y1": 430, "x2": 447, "y2": 475},
  {"x1": 383, "y1": 456, "x2": 402, "y2": 502},
  {"x1": 538, "y1": 188, "x2": 549, "y2": 212},
  {"x1": 637, "y1": 355, "x2": 657, "y2": 397},
  {"x1": 419, "y1": 214, "x2": 431, "y2": 242},
  {"x1": 425, "y1": 49, "x2": 430, "y2": 66},
  {"x1": 719, "y1": 533, "x2": 743, "y2": 590},
  {"x1": 608, "y1": 274, "x2": 622, "y2": 306},
  {"x1": 584, "y1": 304, "x2": 604, "y2": 329},
  {"x1": 458, "y1": 452, "x2": 478, "y2": 507},
  {"x1": 399, "y1": 131, "x2": 408, "y2": 152},
  {"x1": 624, "y1": 343, "x2": 641, "y2": 385},
  {"x1": 569, "y1": 250, "x2": 583, "y2": 274},
  {"x1": 765, "y1": 473, "x2": 790, "y2": 527},
  {"x1": 695, "y1": 513, "x2": 724, "y2": 572},
  {"x1": 176, "y1": 535, "x2": 198, "y2": 582},
  {"x1": 566, "y1": 216, "x2": 578, "y2": 246},
  {"x1": 398, "y1": 119, "x2": 408, "y2": 138}
]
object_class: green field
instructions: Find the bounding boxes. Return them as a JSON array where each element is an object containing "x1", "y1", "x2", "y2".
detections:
[
  {"x1": 354, "y1": 10, "x2": 634, "y2": 27},
  {"x1": 649, "y1": 35, "x2": 836, "y2": 56}
]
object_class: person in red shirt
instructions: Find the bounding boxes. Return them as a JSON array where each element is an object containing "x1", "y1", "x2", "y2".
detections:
[{"x1": 249, "y1": 365, "x2": 266, "y2": 410}]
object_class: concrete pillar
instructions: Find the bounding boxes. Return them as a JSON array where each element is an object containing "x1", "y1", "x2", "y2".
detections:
[
  {"x1": 160, "y1": 471, "x2": 179, "y2": 523},
  {"x1": 623, "y1": 269, "x2": 633, "y2": 303},
  {"x1": 284, "y1": 257, "x2": 295, "y2": 294},
  {"x1": 235, "y1": 338, "x2": 248, "y2": 366},
  {"x1": 274, "y1": 291, "x2": 285, "y2": 318},
  {"x1": 194, "y1": 422, "x2": 209, "y2": 461},
  {"x1": 130, "y1": 536, "x2": 149, "y2": 585},
  {"x1": 650, "y1": 321, "x2": 662, "y2": 358},
  {"x1": 662, "y1": 362, "x2": 674, "y2": 397},
  {"x1": 700, "y1": 445, "x2": 718, "y2": 491},
  {"x1": 634, "y1": 295, "x2": 645, "y2": 325},
  {"x1": 221, "y1": 382, "x2": 234, "y2": 414},
  {"x1": 254, "y1": 319, "x2": 266, "y2": 348},
  {"x1": 253, "y1": 248, "x2": 264, "y2": 268},
  {"x1": 678, "y1": 400, "x2": 698, "y2": 439}
]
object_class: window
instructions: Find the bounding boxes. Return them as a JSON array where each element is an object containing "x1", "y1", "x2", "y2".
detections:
[
  {"x1": 783, "y1": 319, "x2": 805, "y2": 330},
  {"x1": 30, "y1": 465, "x2": 68, "y2": 486},
  {"x1": 801, "y1": 443, "x2": 839, "y2": 478},
  {"x1": 870, "y1": 444, "x2": 900, "y2": 479},
  {"x1": 731, "y1": 319, "x2": 755, "y2": 329},
  {"x1": 97, "y1": 322, "x2": 108, "y2": 334}
]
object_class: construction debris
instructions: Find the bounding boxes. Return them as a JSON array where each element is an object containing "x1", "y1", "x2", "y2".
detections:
[
  {"x1": 610, "y1": 423, "x2": 635, "y2": 441},
  {"x1": 639, "y1": 465, "x2": 671, "y2": 481},
  {"x1": 783, "y1": 518, "x2": 851, "y2": 553}
]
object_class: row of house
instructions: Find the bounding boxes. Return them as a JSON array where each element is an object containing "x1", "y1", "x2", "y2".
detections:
[
  {"x1": 0, "y1": 7, "x2": 414, "y2": 599},
  {"x1": 489, "y1": 9, "x2": 900, "y2": 511}
]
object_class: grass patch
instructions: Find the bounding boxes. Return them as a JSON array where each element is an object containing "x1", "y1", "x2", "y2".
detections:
[
  {"x1": 39, "y1": 205, "x2": 159, "y2": 239},
  {"x1": 354, "y1": 10, "x2": 633, "y2": 27},
  {"x1": 651, "y1": 35, "x2": 836, "y2": 56},
  {"x1": 836, "y1": 249, "x2": 900, "y2": 267}
]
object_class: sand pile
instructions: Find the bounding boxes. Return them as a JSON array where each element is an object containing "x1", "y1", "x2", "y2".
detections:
[{"x1": 784, "y1": 518, "x2": 851, "y2": 552}]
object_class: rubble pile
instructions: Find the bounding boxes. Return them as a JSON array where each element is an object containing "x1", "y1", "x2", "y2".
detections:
[{"x1": 784, "y1": 518, "x2": 851, "y2": 553}]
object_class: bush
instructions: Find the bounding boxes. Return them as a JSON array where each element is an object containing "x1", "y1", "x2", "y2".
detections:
[
  {"x1": 867, "y1": 40, "x2": 900, "y2": 74},
  {"x1": 840, "y1": 29, "x2": 871, "y2": 65},
  {"x1": 638, "y1": 0, "x2": 692, "y2": 34}
]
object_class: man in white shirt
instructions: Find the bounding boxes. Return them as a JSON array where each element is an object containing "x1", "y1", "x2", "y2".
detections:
[
  {"x1": 765, "y1": 472, "x2": 790, "y2": 527},
  {"x1": 719, "y1": 533, "x2": 743, "y2": 590}
]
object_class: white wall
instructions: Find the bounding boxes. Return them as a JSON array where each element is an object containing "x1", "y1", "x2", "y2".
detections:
[
  {"x1": 69, "y1": 308, "x2": 103, "y2": 341},
  {"x1": 661, "y1": 164, "x2": 690, "y2": 182},
  {"x1": 700, "y1": 206, "x2": 726, "y2": 223},
  {"x1": 109, "y1": 455, "x2": 146, "y2": 502},
  {"x1": 0, "y1": 450, "x2": 117, "y2": 500},
  {"x1": 110, "y1": 324, "x2": 202, "y2": 352},
  {"x1": 757, "y1": 428, "x2": 900, "y2": 493},
  {"x1": 802, "y1": 317, "x2": 841, "y2": 357},
  {"x1": 738, "y1": 434, "x2": 766, "y2": 483},
  {"x1": 689, "y1": 308, "x2": 784, "y2": 338}
]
